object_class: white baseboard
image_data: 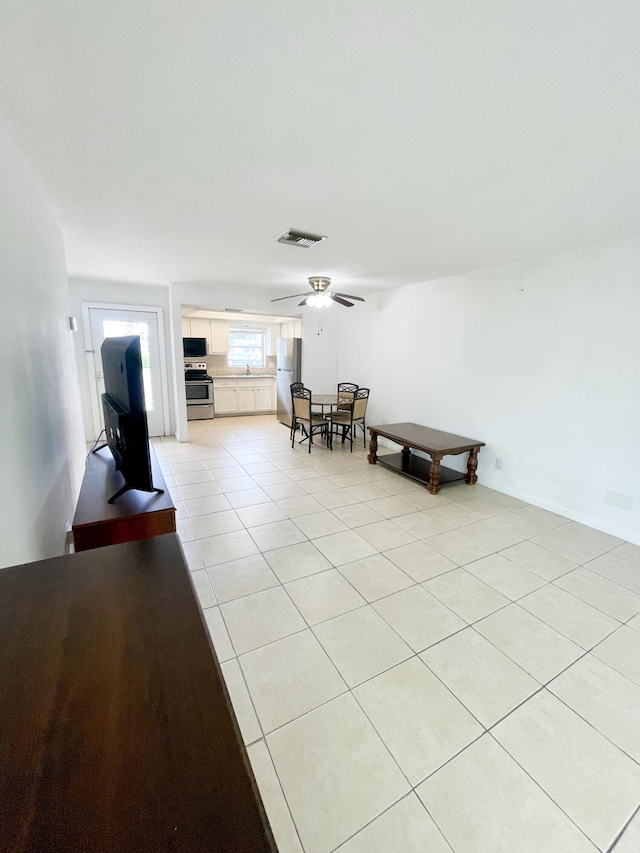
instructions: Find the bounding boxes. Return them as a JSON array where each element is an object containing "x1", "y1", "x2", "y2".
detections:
[{"x1": 374, "y1": 437, "x2": 639, "y2": 546}]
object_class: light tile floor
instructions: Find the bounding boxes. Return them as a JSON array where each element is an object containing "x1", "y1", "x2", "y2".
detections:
[{"x1": 153, "y1": 415, "x2": 640, "y2": 853}]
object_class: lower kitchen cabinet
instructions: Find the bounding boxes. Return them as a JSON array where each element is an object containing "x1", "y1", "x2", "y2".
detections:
[
  {"x1": 238, "y1": 386, "x2": 256, "y2": 412},
  {"x1": 214, "y1": 378, "x2": 275, "y2": 415},
  {"x1": 214, "y1": 386, "x2": 238, "y2": 413},
  {"x1": 255, "y1": 387, "x2": 272, "y2": 410}
]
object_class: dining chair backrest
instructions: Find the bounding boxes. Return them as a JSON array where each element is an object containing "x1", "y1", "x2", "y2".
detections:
[
  {"x1": 352, "y1": 387, "x2": 369, "y2": 421},
  {"x1": 337, "y1": 382, "x2": 358, "y2": 411},
  {"x1": 292, "y1": 385, "x2": 312, "y2": 421}
]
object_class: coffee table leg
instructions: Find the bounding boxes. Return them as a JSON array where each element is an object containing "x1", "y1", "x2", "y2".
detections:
[
  {"x1": 427, "y1": 455, "x2": 442, "y2": 494},
  {"x1": 466, "y1": 447, "x2": 479, "y2": 485},
  {"x1": 367, "y1": 432, "x2": 378, "y2": 464}
]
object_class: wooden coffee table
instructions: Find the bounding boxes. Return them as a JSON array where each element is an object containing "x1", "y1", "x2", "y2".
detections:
[{"x1": 368, "y1": 422, "x2": 485, "y2": 494}]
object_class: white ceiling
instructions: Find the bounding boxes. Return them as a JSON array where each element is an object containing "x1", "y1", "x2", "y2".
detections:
[{"x1": 0, "y1": 1, "x2": 639, "y2": 297}]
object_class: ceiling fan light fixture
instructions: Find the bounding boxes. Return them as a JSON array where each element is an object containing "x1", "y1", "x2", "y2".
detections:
[
  {"x1": 307, "y1": 293, "x2": 332, "y2": 308},
  {"x1": 271, "y1": 274, "x2": 364, "y2": 309}
]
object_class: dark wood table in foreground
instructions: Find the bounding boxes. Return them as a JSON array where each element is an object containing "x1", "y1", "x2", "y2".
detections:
[
  {"x1": 368, "y1": 422, "x2": 486, "y2": 494},
  {"x1": 0, "y1": 533, "x2": 276, "y2": 853}
]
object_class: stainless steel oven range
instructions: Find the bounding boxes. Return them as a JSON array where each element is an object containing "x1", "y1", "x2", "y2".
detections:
[{"x1": 184, "y1": 362, "x2": 214, "y2": 420}]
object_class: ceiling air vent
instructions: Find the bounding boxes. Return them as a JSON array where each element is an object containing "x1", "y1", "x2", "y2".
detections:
[{"x1": 276, "y1": 228, "x2": 327, "y2": 248}]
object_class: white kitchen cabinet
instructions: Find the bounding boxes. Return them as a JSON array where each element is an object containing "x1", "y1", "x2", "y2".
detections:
[
  {"x1": 237, "y1": 378, "x2": 275, "y2": 412},
  {"x1": 213, "y1": 381, "x2": 238, "y2": 413},
  {"x1": 189, "y1": 319, "x2": 211, "y2": 353},
  {"x1": 181, "y1": 318, "x2": 228, "y2": 354},
  {"x1": 214, "y1": 377, "x2": 275, "y2": 415},
  {"x1": 268, "y1": 324, "x2": 279, "y2": 356},
  {"x1": 237, "y1": 386, "x2": 255, "y2": 412},
  {"x1": 209, "y1": 321, "x2": 228, "y2": 353},
  {"x1": 255, "y1": 387, "x2": 272, "y2": 410},
  {"x1": 249, "y1": 378, "x2": 275, "y2": 412},
  {"x1": 279, "y1": 321, "x2": 302, "y2": 339}
]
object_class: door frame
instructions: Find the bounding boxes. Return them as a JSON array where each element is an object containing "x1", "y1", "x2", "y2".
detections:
[{"x1": 81, "y1": 301, "x2": 172, "y2": 439}]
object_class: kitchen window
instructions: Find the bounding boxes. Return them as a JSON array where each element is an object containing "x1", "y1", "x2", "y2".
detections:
[{"x1": 228, "y1": 327, "x2": 266, "y2": 367}]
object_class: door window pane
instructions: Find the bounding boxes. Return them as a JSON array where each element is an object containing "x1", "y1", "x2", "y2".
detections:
[{"x1": 102, "y1": 320, "x2": 154, "y2": 409}]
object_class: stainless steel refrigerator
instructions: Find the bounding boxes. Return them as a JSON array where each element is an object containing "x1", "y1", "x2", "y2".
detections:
[{"x1": 276, "y1": 337, "x2": 302, "y2": 427}]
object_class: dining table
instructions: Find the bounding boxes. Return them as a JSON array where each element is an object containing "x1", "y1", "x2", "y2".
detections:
[{"x1": 311, "y1": 394, "x2": 353, "y2": 412}]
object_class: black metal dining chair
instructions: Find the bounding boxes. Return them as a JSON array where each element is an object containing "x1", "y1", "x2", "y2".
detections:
[
  {"x1": 289, "y1": 382, "x2": 305, "y2": 441},
  {"x1": 291, "y1": 386, "x2": 332, "y2": 452},
  {"x1": 336, "y1": 382, "x2": 358, "y2": 412},
  {"x1": 329, "y1": 387, "x2": 369, "y2": 452}
]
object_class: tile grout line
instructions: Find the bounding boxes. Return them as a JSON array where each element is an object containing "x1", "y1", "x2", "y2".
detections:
[{"x1": 182, "y1": 418, "x2": 638, "y2": 853}]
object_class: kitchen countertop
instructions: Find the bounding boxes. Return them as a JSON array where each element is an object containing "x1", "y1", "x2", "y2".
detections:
[{"x1": 213, "y1": 375, "x2": 277, "y2": 379}]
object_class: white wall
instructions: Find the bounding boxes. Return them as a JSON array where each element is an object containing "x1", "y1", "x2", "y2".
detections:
[
  {"x1": 0, "y1": 117, "x2": 85, "y2": 569},
  {"x1": 68, "y1": 277, "x2": 172, "y2": 440},
  {"x1": 170, "y1": 281, "x2": 339, "y2": 439},
  {"x1": 338, "y1": 236, "x2": 640, "y2": 544}
]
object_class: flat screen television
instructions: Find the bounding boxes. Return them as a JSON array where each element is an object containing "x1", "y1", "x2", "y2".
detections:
[{"x1": 96, "y1": 335, "x2": 164, "y2": 504}]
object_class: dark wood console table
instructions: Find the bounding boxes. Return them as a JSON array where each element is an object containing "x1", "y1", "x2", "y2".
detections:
[
  {"x1": 368, "y1": 422, "x2": 485, "y2": 494},
  {"x1": 72, "y1": 444, "x2": 176, "y2": 551},
  {"x1": 0, "y1": 533, "x2": 276, "y2": 853}
]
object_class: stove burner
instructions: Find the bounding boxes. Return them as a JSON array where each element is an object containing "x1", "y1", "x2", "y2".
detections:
[{"x1": 184, "y1": 361, "x2": 212, "y2": 381}]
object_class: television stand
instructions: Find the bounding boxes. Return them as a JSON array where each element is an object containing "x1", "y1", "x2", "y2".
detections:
[
  {"x1": 90, "y1": 443, "x2": 165, "y2": 504},
  {"x1": 73, "y1": 444, "x2": 175, "y2": 551}
]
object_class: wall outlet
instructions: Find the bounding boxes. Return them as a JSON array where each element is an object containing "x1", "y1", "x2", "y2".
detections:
[
  {"x1": 495, "y1": 457, "x2": 505, "y2": 470},
  {"x1": 605, "y1": 490, "x2": 634, "y2": 511}
]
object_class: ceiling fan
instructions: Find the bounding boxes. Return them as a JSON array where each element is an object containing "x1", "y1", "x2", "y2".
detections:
[{"x1": 270, "y1": 277, "x2": 365, "y2": 308}]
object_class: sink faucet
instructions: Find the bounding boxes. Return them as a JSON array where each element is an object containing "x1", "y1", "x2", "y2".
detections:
[{"x1": 246, "y1": 363, "x2": 250, "y2": 375}]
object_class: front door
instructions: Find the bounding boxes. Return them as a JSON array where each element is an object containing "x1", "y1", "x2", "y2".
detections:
[{"x1": 87, "y1": 306, "x2": 166, "y2": 437}]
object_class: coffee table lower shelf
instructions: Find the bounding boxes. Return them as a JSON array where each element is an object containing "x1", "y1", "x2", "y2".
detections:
[{"x1": 377, "y1": 452, "x2": 466, "y2": 487}]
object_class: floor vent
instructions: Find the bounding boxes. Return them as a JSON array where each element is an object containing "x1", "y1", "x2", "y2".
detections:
[{"x1": 276, "y1": 229, "x2": 327, "y2": 248}]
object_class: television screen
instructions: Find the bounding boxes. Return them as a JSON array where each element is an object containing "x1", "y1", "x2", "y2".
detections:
[{"x1": 98, "y1": 335, "x2": 163, "y2": 504}]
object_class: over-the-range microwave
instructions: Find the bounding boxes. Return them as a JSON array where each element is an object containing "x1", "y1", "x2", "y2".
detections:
[{"x1": 183, "y1": 337, "x2": 207, "y2": 357}]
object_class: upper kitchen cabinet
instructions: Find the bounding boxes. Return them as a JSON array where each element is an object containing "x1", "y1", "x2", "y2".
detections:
[
  {"x1": 209, "y1": 321, "x2": 228, "y2": 354},
  {"x1": 267, "y1": 324, "x2": 279, "y2": 357},
  {"x1": 182, "y1": 318, "x2": 211, "y2": 353},
  {"x1": 279, "y1": 321, "x2": 302, "y2": 339},
  {"x1": 189, "y1": 319, "x2": 211, "y2": 341},
  {"x1": 181, "y1": 318, "x2": 229, "y2": 354}
]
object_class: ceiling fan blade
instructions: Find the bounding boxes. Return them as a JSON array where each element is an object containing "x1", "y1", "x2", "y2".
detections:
[
  {"x1": 330, "y1": 291, "x2": 365, "y2": 302},
  {"x1": 270, "y1": 292, "x2": 313, "y2": 302},
  {"x1": 298, "y1": 298, "x2": 309, "y2": 306},
  {"x1": 330, "y1": 295, "x2": 354, "y2": 307}
]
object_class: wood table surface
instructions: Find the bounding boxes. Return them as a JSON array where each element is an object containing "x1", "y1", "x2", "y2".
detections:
[
  {"x1": 368, "y1": 423, "x2": 485, "y2": 454},
  {"x1": 0, "y1": 533, "x2": 276, "y2": 853},
  {"x1": 368, "y1": 422, "x2": 485, "y2": 494},
  {"x1": 72, "y1": 443, "x2": 176, "y2": 551}
]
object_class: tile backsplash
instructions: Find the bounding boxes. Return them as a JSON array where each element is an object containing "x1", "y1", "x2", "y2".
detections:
[{"x1": 205, "y1": 354, "x2": 277, "y2": 376}]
